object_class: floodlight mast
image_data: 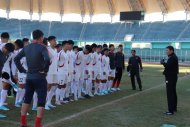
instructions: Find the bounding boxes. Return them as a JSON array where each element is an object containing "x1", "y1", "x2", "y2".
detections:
[
  {"x1": 79, "y1": 0, "x2": 85, "y2": 23},
  {"x1": 87, "y1": 0, "x2": 94, "y2": 23},
  {"x1": 180, "y1": 0, "x2": 190, "y2": 21},
  {"x1": 6, "y1": 0, "x2": 10, "y2": 19},
  {"x1": 107, "y1": 0, "x2": 116, "y2": 23},
  {"x1": 59, "y1": 0, "x2": 64, "y2": 23},
  {"x1": 29, "y1": 0, "x2": 33, "y2": 21}
]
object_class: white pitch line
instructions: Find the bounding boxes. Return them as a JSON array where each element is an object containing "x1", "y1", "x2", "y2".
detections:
[
  {"x1": 45, "y1": 75, "x2": 190, "y2": 127},
  {"x1": 1, "y1": 75, "x2": 189, "y2": 127}
]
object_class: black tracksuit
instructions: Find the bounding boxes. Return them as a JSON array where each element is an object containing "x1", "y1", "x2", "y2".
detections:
[
  {"x1": 128, "y1": 55, "x2": 143, "y2": 90},
  {"x1": 162, "y1": 53, "x2": 179, "y2": 113},
  {"x1": 14, "y1": 43, "x2": 50, "y2": 107},
  {"x1": 113, "y1": 52, "x2": 125, "y2": 88}
]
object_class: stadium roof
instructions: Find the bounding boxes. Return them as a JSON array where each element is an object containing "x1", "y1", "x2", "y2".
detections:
[{"x1": 0, "y1": 0, "x2": 189, "y2": 22}]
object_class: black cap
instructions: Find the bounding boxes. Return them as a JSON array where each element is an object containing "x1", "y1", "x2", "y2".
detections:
[{"x1": 4, "y1": 43, "x2": 15, "y2": 53}]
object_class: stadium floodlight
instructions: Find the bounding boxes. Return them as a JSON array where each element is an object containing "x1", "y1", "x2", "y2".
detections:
[{"x1": 6, "y1": 11, "x2": 10, "y2": 20}]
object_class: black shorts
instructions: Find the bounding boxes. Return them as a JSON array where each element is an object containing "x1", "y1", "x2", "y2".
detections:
[{"x1": 24, "y1": 78, "x2": 47, "y2": 107}]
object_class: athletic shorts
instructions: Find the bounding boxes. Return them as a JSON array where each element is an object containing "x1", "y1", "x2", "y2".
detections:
[
  {"x1": 109, "y1": 69, "x2": 116, "y2": 78},
  {"x1": 92, "y1": 70, "x2": 101, "y2": 80},
  {"x1": 46, "y1": 74, "x2": 58, "y2": 84},
  {"x1": 57, "y1": 73, "x2": 68, "y2": 85},
  {"x1": 18, "y1": 73, "x2": 27, "y2": 84},
  {"x1": 101, "y1": 71, "x2": 109, "y2": 80},
  {"x1": 24, "y1": 78, "x2": 47, "y2": 107}
]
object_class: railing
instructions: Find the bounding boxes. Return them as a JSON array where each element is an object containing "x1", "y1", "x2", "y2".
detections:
[{"x1": 124, "y1": 49, "x2": 190, "y2": 63}]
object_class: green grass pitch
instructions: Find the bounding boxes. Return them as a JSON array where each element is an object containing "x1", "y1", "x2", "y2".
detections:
[{"x1": 0, "y1": 64, "x2": 190, "y2": 127}]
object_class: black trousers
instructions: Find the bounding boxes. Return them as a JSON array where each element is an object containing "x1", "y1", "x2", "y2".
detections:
[
  {"x1": 165, "y1": 75, "x2": 178, "y2": 113},
  {"x1": 113, "y1": 67, "x2": 123, "y2": 88},
  {"x1": 130, "y1": 70, "x2": 142, "y2": 90}
]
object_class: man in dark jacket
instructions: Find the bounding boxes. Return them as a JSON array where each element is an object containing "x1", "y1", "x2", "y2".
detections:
[
  {"x1": 161, "y1": 46, "x2": 179, "y2": 115},
  {"x1": 108, "y1": 44, "x2": 116, "y2": 91},
  {"x1": 128, "y1": 50, "x2": 143, "y2": 91},
  {"x1": 14, "y1": 30, "x2": 50, "y2": 127},
  {"x1": 112, "y1": 45, "x2": 125, "y2": 91}
]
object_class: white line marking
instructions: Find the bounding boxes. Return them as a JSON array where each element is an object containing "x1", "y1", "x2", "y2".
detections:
[{"x1": 45, "y1": 75, "x2": 190, "y2": 127}]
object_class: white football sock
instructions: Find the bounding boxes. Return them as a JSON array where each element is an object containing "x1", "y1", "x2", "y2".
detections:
[
  {"x1": 0, "y1": 89, "x2": 7, "y2": 106},
  {"x1": 65, "y1": 82, "x2": 71, "y2": 98},
  {"x1": 94, "y1": 83, "x2": 99, "y2": 94},
  {"x1": 73, "y1": 81, "x2": 78, "y2": 100},
  {"x1": 47, "y1": 86, "x2": 56, "y2": 105},
  {"x1": 15, "y1": 88, "x2": 22, "y2": 104},
  {"x1": 106, "y1": 82, "x2": 109, "y2": 91},
  {"x1": 88, "y1": 80, "x2": 93, "y2": 95},
  {"x1": 78, "y1": 80, "x2": 83, "y2": 97},
  {"x1": 71, "y1": 82, "x2": 74, "y2": 94},
  {"x1": 19, "y1": 89, "x2": 25, "y2": 103},
  {"x1": 85, "y1": 80, "x2": 91, "y2": 95},
  {"x1": 108, "y1": 80, "x2": 113, "y2": 91},
  {"x1": 60, "y1": 88, "x2": 66, "y2": 101},
  {"x1": 55, "y1": 88, "x2": 61, "y2": 102}
]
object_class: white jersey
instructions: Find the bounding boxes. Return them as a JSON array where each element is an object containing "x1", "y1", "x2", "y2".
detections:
[
  {"x1": 75, "y1": 51, "x2": 85, "y2": 71},
  {"x1": 16, "y1": 49, "x2": 28, "y2": 77},
  {"x1": 101, "y1": 55, "x2": 110, "y2": 74},
  {"x1": 47, "y1": 46, "x2": 58, "y2": 75},
  {"x1": 2, "y1": 53, "x2": 16, "y2": 76},
  {"x1": 0, "y1": 41, "x2": 6, "y2": 50},
  {"x1": 84, "y1": 53, "x2": 92, "y2": 71},
  {"x1": 67, "y1": 50, "x2": 74, "y2": 73},
  {"x1": 91, "y1": 52, "x2": 102, "y2": 73},
  {"x1": 57, "y1": 50, "x2": 69, "y2": 74}
]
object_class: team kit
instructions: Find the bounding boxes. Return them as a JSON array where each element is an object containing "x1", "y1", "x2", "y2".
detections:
[{"x1": 0, "y1": 35, "x2": 125, "y2": 111}]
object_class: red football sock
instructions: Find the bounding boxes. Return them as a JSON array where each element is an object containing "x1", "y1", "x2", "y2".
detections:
[
  {"x1": 35, "y1": 117, "x2": 42, "y2": 127},
  {"x1": 116, "y1": 81, "x2": 120, "y2": 88},
  {"x1": 20, "y1": 115, "x2": 27, "y2": 126},
  {"x1": 112, "y1": 80, "x2": 117, "y2": 88}
]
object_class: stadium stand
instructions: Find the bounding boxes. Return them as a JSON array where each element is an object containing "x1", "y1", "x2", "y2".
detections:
[{"x1": 0, "y1": 18, "x2": 190, "y2": 42}]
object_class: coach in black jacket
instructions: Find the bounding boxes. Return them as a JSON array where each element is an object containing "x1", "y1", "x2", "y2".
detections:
[
  {"x1": 128, "y1": 50, "x2": 143, "y2": 91},
  {"x1": 161, "y1": 46, "x2": 179, "y2": 115}
]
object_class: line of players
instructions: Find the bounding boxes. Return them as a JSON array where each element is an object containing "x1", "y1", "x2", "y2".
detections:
[{"x1": 0, "y1": 33, "x2": 124, "y2": 111}]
